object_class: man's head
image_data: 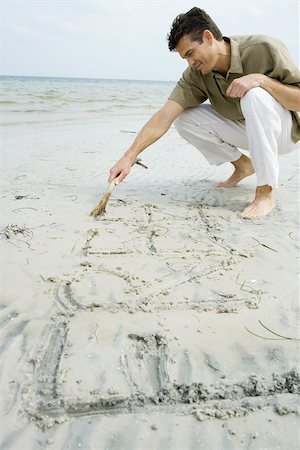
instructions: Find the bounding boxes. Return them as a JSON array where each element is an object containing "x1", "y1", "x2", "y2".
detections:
[
  {"x1": 167, "y1": 7, "x2": 222, "y2": 51},
  {"x1": 167, "y1": 7, "x2": 225, "y2": 75}
]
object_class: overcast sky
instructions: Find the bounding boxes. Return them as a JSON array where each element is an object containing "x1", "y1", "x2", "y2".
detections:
[{"x1": 0, "y1": 0, "x2": 299, "y2": 81}]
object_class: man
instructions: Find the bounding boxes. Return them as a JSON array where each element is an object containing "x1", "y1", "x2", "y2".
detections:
[{"x1": 108, "y1": 7, "x2": 300, "y2": 218}]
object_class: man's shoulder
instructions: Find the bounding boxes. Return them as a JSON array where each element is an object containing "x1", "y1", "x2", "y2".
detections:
[
  {"x1": 180, "y1": 66, "x2": 204, "y2": 84},
  {"x1": 230, "y1": 34, "x2": 285, "y2": 51}
]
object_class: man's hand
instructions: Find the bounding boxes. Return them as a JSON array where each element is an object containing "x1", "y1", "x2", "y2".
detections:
[
  {"x1": 227, "y1": 74, "x2": 300, "y2": 111},
  {"x1": 107, "y1": 100, "x2": 184, "y2": 186},
  {"x1": 108, "y1": 154, "x2": 134, "y2": 185},
  {"x1": 226, "y1": 74, "x2": 265, "y2": 98}
]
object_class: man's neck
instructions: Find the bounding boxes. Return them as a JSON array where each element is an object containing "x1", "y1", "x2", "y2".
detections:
[{"x1": 214, "y1": 39, "x2": 231, "y2": 76}]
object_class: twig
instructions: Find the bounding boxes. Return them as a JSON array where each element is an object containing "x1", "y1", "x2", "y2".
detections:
[
  {"x1": 13, "y1": 207, "x2": 38, "y2": 212},
  {"x1": 204, "y1": 359, "x2": 220, "y2": 372},
  {"x1": 47, "y1": 182, "x2": 76, "y2": 187},
  {"x1": 93, "y1": 323, "x2": 100, "y2": 343},
  {"x1": 287, "y1": 173, "x2": 296, "y2": 181},
  {"x1": 251, "y1": 237, "x2": 278, "y2": 252},
  {"x1": 245, "y1": 326, "x2": 284, "y2": 340},
  {"x1": 258, "y1": 320, "x2": 300, "y2": 341},
  {"x1": 90, "y1": 158, "x2": 147, "y2": 217},
  {"x1": 90, "y1": 180, "x2": 116, "y2": 217},
  {"x1": 135, "y1": 160, "x2": 148, "y2": 169},
  {"x1": 235, "y1": 273, "x2": 262, "y2": 295}
]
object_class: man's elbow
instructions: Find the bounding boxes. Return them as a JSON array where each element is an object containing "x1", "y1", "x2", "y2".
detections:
[
  {"x1": 158, "y1": 100, "x2": 184, "y2": 127},
  {"x1": 290, "y1": 100, "x2": 300, "y2": 112},
  {"x1": 295, "y1": 88, "x2": 300, "y2": 112}
]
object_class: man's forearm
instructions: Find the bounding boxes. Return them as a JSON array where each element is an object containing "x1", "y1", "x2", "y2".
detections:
[
  {"x1": 227, "y1": 74, "x2": 300, "y2": 111},
  {"x1": 108, "y1": 100, "x2": 184, "y2": 184},
  {"x1": 260, "y1": 75, "x2": 300, "y2": 112},
  {"x1": 123, "y1": 110, "x2": 173, "y2": 162}
]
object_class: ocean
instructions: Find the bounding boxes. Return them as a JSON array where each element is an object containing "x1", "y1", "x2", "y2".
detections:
[
  {"x1": 0, "y1": 75, "x2": 183, "y2": 193},
  {"x1": 0, "y1": 76, "x2": 176, "y2": 128}
]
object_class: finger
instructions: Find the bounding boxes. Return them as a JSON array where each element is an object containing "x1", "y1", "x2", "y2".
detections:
[
  {"x1": 226, "y1": 83, "x2": 235, "y2": 96},
  {"x1": 108, "y1": 169, "x2": 120, "y2": 183},
  {"x1": 227, "y1": 88, "x2": 237, "y2": 97},
  {"x1": 114, "y1": 171, "x2": 128, "y2": 185},
  {"x1": 227, "y1": 87, "x2": 242, "y2": 98}
]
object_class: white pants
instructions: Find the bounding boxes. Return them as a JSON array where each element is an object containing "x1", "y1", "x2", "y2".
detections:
[{"x1": 174, "y1": 87, "x2": 299, "y2": 187}]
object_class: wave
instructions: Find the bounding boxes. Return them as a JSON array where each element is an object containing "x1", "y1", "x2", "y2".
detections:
[
  {"x1": 86, "y1": 109, "x2": 112, "y2": 113},
  {"x1": 3, "y1": 109, "x2": 52, "y2": 113},
  {"x1": 0, "y1": 117, "x2": 86, "y2": 126},
  {"x1": 1, "y1": 96, "x2": 160, "y2": 108},
  {"x1": 0, "y1": 109, "x2": 151, "y2": 126},
  {"x1": 0, "y1": 100, "x2": 18, "y2": 104},
  {"x1": 33, "y1": 94, "x2": 62, "y2": 100}
]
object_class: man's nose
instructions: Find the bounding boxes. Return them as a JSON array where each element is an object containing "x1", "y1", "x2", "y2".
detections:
[{"x1": 186, "y1": 57, "x2": 195, "y2": 67}]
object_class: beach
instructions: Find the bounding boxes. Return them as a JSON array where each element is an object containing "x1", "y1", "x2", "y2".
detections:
[{"x1": 0, "y1": 76, "x2": 299, "y2": 449}]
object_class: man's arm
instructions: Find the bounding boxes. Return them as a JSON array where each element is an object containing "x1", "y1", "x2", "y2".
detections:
[
  {"x1": 226, "y1": 73, "x2": 300, "y2": 112},
  {"x1": 108, "y1": 99, "x2": 184, "y2": 184}
]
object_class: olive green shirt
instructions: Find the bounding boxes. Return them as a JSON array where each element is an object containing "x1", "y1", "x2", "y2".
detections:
[{"x1": 169, "y1": 35, "x2": 300, "y2": 142}]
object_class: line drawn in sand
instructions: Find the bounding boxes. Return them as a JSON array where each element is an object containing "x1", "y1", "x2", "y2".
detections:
[
  {"x1": 23, "y1": 300, "x2": 300, "y2": 429},
  {"x1": 22, "y1": 263, "x2": 300, "y2": 429},
  {"x1": 21, "y1": 200, "x2": 299, "y2": 429}
]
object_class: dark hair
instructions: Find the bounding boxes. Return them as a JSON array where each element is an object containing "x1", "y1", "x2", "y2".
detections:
[{"x1": 167, "y1": 7, "x2": 223, "y2": 51}]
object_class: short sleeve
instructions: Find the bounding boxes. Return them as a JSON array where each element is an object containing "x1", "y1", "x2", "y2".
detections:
[{"x1": 168, "y1": 68, "x2": 208, "y2": 109}]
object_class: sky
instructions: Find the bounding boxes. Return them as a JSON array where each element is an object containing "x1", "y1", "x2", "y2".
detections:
[{"x1": 0, "y1": 0, "x2": 299, "y2": 81}]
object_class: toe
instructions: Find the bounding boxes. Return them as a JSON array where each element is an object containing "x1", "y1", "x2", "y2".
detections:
[
  {"x1": 241, "y1": 201, "x2": 275, "y2": 218},
  {"x1": 241, "y1": 205, "x2": 255, "y2": 218}
]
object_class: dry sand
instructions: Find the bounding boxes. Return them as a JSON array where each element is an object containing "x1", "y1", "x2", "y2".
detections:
[{"x1": 0, "y1": 120, "x2": 299, "y2": 449}]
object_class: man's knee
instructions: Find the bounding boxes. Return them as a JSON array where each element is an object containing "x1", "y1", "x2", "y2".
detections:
[
  {"x1": 174, "y1": 109, "x2": 191, "y2": 133},
  {"x1": 241, "y1": 87, "x2": 283, "y2": 140},
  {"x1": 240, "y1": 86, "x2": 274, "y2": 114},
  {"x1": 174, "y1": 104, "x2": 211, "y2": 133},
  {"x1": 173, "y1": 114, "x2": 182, "y2": 131}
]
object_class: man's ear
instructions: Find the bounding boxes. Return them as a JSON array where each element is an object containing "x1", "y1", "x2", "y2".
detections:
[{"x1": 202, "y1": 29, "x2": 214, "y2": 44}]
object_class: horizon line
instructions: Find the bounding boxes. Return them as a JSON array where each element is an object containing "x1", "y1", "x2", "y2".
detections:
[{"x1": 0, "y1": 74, "x2": 177, "y2": 83}]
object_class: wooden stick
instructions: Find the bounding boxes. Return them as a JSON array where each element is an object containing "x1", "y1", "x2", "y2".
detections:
[{"x1": 90, "y1": 158, "x2": 148, "y2": 218}]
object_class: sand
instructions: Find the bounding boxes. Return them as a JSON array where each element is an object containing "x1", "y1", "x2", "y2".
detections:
[{"x1": 0, "y1": 120, "x2": 299, "y2": 449}]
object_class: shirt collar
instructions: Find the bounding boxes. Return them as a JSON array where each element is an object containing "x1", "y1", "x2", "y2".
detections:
[
  {"x1": 213, "y1": 36, "x2": 243, "y2": 79},
  {"x1": 226, "y1": 36, "x2": 243, "y2": 75}
]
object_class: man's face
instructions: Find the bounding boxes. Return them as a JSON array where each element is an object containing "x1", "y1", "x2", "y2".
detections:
[{"x1": 176, "y1": 32, "x2": 217, "y2": 75}]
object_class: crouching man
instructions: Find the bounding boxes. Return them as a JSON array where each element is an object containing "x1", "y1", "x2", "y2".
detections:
[{"x1": 109, "y1": 7, "x2": 300, "y2": 218}]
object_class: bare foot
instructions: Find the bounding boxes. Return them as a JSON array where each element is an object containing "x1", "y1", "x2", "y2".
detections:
[
  {"x1": 216, "y1": 154, "x2": 255, "y2": 188},
  {"x1": 241, "y1": 185, "x2": 275, "y2": 218}
]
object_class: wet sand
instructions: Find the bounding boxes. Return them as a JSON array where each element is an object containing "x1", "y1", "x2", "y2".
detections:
[{"x1": 0, "y1": 121, "x2": 299, "y2": 449}]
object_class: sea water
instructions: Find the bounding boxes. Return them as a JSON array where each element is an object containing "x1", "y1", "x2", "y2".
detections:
[
  {"x1": 0, "y1": 75, "x2": 183, "y2": 191},
  {"x1": 0, "y1": 76, "x2": 175, "y2": 128}
]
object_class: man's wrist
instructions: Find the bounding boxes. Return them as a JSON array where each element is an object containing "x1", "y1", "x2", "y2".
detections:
[
  {"x1": 257, "y1": 74, "x2": 269, "y2": 90},
  {"x1": 124, "y1": 148, "x2": 138, "y2": 162}
]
